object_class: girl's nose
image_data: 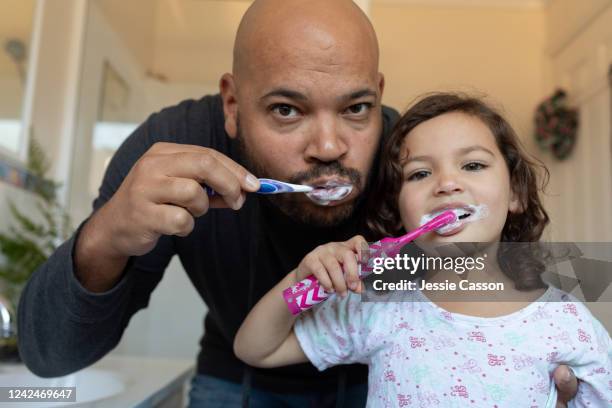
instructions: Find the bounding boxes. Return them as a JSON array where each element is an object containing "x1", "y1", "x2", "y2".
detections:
[{"x1": 434, "y1": 172, "x2": 464, "y2": 196}]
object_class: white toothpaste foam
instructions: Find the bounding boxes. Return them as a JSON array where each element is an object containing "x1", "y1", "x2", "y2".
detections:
[
  {"x1": 306, "y1": 183, "x2": 353, "y2": 206},
  {"x1": 419, "y1": 204, "x2": 489, "y2": 234}
]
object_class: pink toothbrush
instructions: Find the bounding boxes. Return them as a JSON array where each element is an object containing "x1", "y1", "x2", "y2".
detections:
[{"x1": 283, "y1": 210, "x2": 457, "y2": 315}]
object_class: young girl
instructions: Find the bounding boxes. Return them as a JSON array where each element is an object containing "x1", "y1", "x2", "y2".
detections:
[{"x1": 234, "y1": 93, "x2": 612, "y2": 407}]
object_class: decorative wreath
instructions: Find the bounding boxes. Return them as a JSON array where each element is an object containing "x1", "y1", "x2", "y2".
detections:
[{"x1": 534, "y1": 89, "x2": 579, "y2": 160}]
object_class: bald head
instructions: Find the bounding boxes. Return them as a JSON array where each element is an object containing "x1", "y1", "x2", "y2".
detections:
[{"x1": 233, "y1": 0, "x2": 379, "y2": 83}]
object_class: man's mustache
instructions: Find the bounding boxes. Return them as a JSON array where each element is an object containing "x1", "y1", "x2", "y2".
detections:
[{"x1": 289, "y1": 162, "x2": 362, "y2": 187}]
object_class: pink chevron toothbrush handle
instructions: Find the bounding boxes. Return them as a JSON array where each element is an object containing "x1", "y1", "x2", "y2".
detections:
[
  {"x1": 282, "y1": 211, "x2": 456, "y2": 315},
  {"x1": 282, "y1": 275, "x2": 331, "y2": 315}
]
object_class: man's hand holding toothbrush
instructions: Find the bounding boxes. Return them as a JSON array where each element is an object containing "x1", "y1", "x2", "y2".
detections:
[{"x1": 74, "y1": 142, "x2": 260, "y2": 293}]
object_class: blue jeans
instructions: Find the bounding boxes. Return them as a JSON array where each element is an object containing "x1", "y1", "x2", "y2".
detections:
[{"x1": 188, "y1": 374, "x2": 367, "y2": 408}]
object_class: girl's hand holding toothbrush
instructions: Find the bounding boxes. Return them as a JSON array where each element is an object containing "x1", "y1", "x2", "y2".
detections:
[
  {"x1": 295, "y1": 235, "x2": 368, "y2": 297},
  {"x1": 234, "y1": 236, "x2": 367, "y2": 368}
]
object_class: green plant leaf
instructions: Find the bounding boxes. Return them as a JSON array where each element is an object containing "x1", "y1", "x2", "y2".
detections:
[{"x1": 0, "y1": 136, "x2": 73, "y2": 290}]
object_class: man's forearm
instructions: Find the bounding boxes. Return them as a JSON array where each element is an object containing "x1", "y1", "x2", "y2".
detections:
[{"x1": 74, "y1": 209, "x2": 129, "y2": 293}]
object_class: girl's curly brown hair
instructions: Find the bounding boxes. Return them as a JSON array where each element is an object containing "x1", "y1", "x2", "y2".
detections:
[{"x1": 367, "y1": 92, "x2": 551, "y2": 290}]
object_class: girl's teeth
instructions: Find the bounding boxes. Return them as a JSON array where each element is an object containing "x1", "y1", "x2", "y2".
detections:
[{"x1": 457, "y1": 209, "x2": 472, "y2": 220}]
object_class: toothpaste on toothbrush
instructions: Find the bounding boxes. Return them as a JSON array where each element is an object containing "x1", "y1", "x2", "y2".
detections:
[
  {"x1": 420, "y1": 204, "x2": 489, "y2": 234},
  {"x1": 306, "y1": 181, "x2": 353, "y2": 206}
]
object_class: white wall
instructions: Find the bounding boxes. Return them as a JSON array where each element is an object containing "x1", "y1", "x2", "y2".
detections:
[
  {"x1": 150, "y1": 0, "x2": 247, "y2": 85},
  {"x1": 28, "y1": 0, "x2": 85, "y2": 183},
  {"x1": 143, "y1": 78, "x2": 218, "y2": 119},
  {"x1": 0, "y1": 78, "x2": 23, "y2": 119},
  {"x1": 0, "y1": 0, "x2": 36, "y2": 154},
  {"x1": 546, "y1": 0, "x2": 612, "y2": 56},
  {"x1": 94, "y1": 0, "x2": 156, "y2": 70},
  {"x1": 372, "y1": 3, "x2": 547, "y2": 148},
  {"x1": 68, "y1": 1, "x2": 148, "y2": 224},
  {"x1": 542, "y1": 0, "x2": 612, "y2": 332},
  {"x1": 541, "y1": 1, "x2": 612, "y2": 242}
]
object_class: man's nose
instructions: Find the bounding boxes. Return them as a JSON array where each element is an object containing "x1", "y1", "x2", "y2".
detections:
[
  {"x1": 304, "y1": 116, "x2": 348, "y2": 163},
  {"x1": 434, "y1": 170, "x2": 464, "y2": 196}
]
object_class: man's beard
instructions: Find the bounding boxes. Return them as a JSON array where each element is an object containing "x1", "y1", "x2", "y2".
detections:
[{"x1": 234, "y1": 119, "x2": 366, "y2": 227}]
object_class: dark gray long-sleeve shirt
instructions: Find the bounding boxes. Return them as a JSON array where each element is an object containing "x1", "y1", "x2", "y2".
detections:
[{"x1": 18, "y1": 94, "x2": 399, "y2": 392}]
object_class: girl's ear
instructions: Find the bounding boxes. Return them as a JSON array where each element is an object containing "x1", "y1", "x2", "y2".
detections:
[{"x1": 508, "y1": 188, "x2": 523, "y2": 214}]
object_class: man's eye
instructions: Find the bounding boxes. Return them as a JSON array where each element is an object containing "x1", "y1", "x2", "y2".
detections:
[
  {"x1": 345, "y1": 103, "x2": 372, "y2": 116},
  {"x1": 271, "y1": 104, "x2": 300, "y2": 118},
  {"x1": 407, "y1": 170, "x2": 430, "y2": 181},
  {"x1": 463, "y1": 162, "x2": 487, "y2": 171}
]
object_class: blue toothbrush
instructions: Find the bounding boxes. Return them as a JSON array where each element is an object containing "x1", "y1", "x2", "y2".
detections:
[{"x1": 206, "y1": 178, "x2": 313, "y2": 195}]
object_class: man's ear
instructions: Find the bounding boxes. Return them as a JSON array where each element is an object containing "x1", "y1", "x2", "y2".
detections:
[
  {"x1": 378, "y1": 72, "x2": 385, "y2": 100},
  {"x1": 220, "y1": 73, "x2": 238, "y2": 139}
]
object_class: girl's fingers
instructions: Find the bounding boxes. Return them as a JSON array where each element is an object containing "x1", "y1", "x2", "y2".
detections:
[
  {"x1": 300, "y1": 239, "x2": 369, "y2": 297},
  {"x1": 321, "y1": 251, "x2": 348, "y2": 297},
  {"x1": 313, "y1": 265, "x2": 335, "y2": 293},
  {"x1": 301, "y1": 256, "x2": 334, "y2": 292},
  {"x1": 341, "y1": 249, "x2": 360, "y2": 292},
  {"x1": 347, "y1": 235, "x2": 369, "y2": 263}
]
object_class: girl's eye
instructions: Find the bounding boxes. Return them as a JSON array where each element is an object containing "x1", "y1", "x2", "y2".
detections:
[
  {"x1": 407, "y1": 170, "x2": 431, "y2": 181},
  {"x1": 270, "y1": 104, "x2": 300, "y2": 118},
  {"x1": 344, "y1": 102, "x2": 372, "y2": 116},
  {"x1": 463, "y1": 162, "x2": 488, "y2": 171}
]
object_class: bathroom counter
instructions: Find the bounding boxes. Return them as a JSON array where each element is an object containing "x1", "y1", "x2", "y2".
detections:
[{"x1": 0, "y1": 354, "x2": 195, "y2": 407}]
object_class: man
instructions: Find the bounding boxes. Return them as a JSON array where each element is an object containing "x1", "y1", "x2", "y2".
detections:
[{"x1": 18, "y1": 1, "x2": 578, "y2": 406}]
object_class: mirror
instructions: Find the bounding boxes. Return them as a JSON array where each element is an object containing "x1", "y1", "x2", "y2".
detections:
[{"x1": 0, "y1": 0, "x2": 37, "y2": 158}]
